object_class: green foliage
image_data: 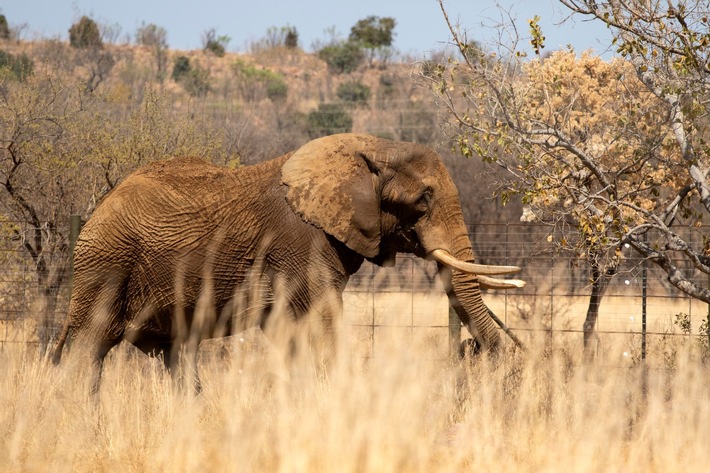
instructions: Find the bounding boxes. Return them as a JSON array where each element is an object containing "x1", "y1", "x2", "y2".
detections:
[
  {"x1": 171, "y1": 55, "x2": 191, "y2": 82},
  {"x1": 203, "y1": 28, "x2": 230, "y2": 57},
  {"x1": 528, "y1": 16, "x2": 545, "y2": 57},
  {"x1": 349, "y1": 16, "x2": 396, "y2": 66},
  {"x1": 460, "y1": 40, "x2": 488, "y2": 65},
  {"x1": 675, "y1": 312, "x2": 692, "y2": 334},
  {"x1": 699, "y1": 317, "x2": 710, "y2": 360},
  {"x1": 264, "y1": 74, "x2": 288, "y2": 101},
  {"x1": 182, "y1": 66, "x2": 211, "y2": 97},
  {"x1": 232, "y1": 59, "x2": 288, "y2": 102},
  {"x1": 307, "y1": 103, "x2": 352, "y2": 138},
  {"x1": 336, "y1": 81, "x2": 370, "y2": 107},
  {"x1": 0, "y1": 50, "x2": 33, "y2": 81},
  {"x1": 349, "y1": 16, "x2": 396, "y2": 49},
  {"x1": 0, "y1": 15, "x2": 10, "y2": 41},
  {"x1": 318, "y1": 41, "x2": 364, "y2": 74},
  {"x1": 171, "y1": 55, "x2": 210, "y2": 96},
  {"x1": 69, "y1": 16, "x2": 102, "y2": 49}
]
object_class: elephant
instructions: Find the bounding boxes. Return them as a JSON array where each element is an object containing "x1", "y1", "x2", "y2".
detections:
[{"x1": 51, "y1": 133, "x2": 524, "y2": 391}]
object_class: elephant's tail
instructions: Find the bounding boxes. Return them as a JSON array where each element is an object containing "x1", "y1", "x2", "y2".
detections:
[{"x1": 50, "y1": 316, "x2": 71, "y2": 365}]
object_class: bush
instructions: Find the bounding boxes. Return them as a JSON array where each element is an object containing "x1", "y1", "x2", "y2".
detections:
[
  {"x1": 232, "y1": 60, "x2": 288, "y2": 102},
  {"x1": 284, "y1": 27, "x2": 298, "y2": 49},
  {"x1": 0, "y1": 15, "x2": 10, "y2": 41},
  {"x1": 69, "y1": 16, "x2": 102, "y2": 49},
  {"x1": 203, "y1": 28, "x2": 230, "y2": 57},
  {"x1": 182, "y1": 67, "x2": 211, "y2": 97},
  {"x1": 336, "y1": 81, "x2": 370, "y2": 107},
  {"x1": 0, "y1": 50, "x2": 33, "y2": 81},
  {"x1": 172, "y1": 55, "x2": 191, "y2": 83},
  {"x1": 170, "y1": 55, "x2": 210, "y2": 96},
  {"x1": 317, "y1": 41, "x2": 363, "y2": 74},
  {"x1": 264, "y1": 74, "x2": 288, "y2": 102},
  {"x1": 307, "y1": 103, "x2": 352, "y2": 138}
]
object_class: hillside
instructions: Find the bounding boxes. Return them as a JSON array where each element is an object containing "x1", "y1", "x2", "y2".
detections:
[{"x1": 0, "y1": 36, "x2": 520, "y2": 224}]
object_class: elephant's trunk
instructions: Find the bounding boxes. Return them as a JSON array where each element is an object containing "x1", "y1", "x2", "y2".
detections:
[
  {"x1": 441, "y1": 249, "x2": 502, "y2": 353},
  {"x1": 421, "y1": 196, "x2": 503, "y2": 352}
]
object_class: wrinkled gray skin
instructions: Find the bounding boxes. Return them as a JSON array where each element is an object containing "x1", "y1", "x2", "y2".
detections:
[{"x1": 52, "y1": 133, "x2": 509, "y2": 391}]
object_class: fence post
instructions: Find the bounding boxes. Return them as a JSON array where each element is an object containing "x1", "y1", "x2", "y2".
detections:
[
  {"x1": 641, "y1": 235, "x2": 647, "y2": 362},
  {"x1": 68, "y1": 214, "x2": 83, "y2": 288},
  {"x1": 449, "y1": 305, "x2": 461, "y2": 358}
]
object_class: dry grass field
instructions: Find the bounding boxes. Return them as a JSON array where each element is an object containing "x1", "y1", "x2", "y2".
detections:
[{"x1": 2, "y1": 313, "x2": 710, "y2": 473}]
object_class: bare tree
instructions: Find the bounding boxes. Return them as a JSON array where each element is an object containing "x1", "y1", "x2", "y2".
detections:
[
  {"x1": 0, "y1": 68, "x2": 231, "y2": 352},
  {"x1": 136, "y1": 22, "x2": 169, "y2": 82}
]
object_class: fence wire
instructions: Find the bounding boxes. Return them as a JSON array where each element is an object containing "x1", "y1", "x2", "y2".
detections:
[{"x1": 0, "y1": 221, "x2": 708, "y2": 359}]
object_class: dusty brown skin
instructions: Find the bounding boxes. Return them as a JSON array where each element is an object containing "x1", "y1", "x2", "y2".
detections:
[{"x1": 52, "y1": 133, "x2": 517, "y2": 389}]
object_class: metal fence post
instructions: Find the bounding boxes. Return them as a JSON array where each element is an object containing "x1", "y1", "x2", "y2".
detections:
[{"x1": 641, "y1": 235, "x2": 647, "y2": 362}]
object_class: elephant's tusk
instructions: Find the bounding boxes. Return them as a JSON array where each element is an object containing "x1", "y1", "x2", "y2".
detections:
[
  {"x1": 477, "y1": 275, "x2": 526, "y2": 290},
  {"x1": 431, "y1": 249, "x2": 521, "y2": 276}
]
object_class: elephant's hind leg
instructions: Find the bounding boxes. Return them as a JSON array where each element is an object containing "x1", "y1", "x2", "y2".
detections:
[
  {"x1": 89, "y1": 337, "x2": 122, "y2": 395},
  {"x1": 68, "y1": 275, "x2": 130, "y2": 394}
]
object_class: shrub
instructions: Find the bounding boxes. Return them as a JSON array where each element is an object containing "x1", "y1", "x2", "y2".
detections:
[
  {"x1": 317, "y1": 41, "x2": 363, "y2": 74},
  {"x1": 264, "y1": 74, "x2": 288, "y2": 102},
  {"x1": 336, "y1": 81, "x2": 370, "y2": 107},
  {"x1": 203, "y1": 28, "x2": 230, "y2": 57},
  {"x1": 307, "y1": 103, "x2": 352, "y2": 138},
  {"x1": 285, "y1": 27, "x2": 298, "y2": 49},
  {"x1": 172, "y1": 55, "x2": 191, "y2": 82},
  {"x1": 182, "y1": 67, "x2": 211, "y2": 97},
  {"x1": 69, "y1": 16, "x2": 102, "y2": 49},
  {"x1": 0, "y1": 15, "x2": 10, "y2": 41},
  {"x1": 171, "y1": 55, "x2": 210, "y2": 96},
  {"x1": 0, "y1": 50, "x2": 33, "y2": 81},
  {"x1": 232, "y1": 60, "x2": 288, "y2": 102}
]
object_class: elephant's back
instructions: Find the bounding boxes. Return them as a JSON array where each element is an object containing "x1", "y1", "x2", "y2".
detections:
[
  {"x1": 76, "y1": 154, "x2": 292, "y2": 264},
  {"x1": 127, "y1": 157, "x2": 235, "y2": 200}
]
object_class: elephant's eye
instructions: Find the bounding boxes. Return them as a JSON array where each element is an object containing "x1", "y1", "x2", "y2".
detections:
[{"x1": 415, "y1": 187, "x2": 433, "y2": 212}]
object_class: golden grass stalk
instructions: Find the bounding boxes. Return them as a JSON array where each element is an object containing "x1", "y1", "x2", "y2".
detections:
[{"x1": 2, "y1": 327, "x2": 710, "y2": 472}]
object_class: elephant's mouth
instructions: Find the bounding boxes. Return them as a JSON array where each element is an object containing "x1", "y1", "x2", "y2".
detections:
[{"x1": 369, "y1": 226, "x2": 423, "y2": 267}]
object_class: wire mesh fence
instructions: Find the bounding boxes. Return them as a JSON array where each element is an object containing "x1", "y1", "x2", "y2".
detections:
[{"x1": 0, "y1": 220, "x2": 708, "y2": 360}]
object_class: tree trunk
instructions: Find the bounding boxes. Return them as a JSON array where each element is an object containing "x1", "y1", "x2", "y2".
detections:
[{"x1": 583, "y1": 261, "x2": 614, "y2": 355}]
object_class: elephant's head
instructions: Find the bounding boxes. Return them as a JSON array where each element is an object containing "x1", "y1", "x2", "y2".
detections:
[{"x1": 281, "y1": 133, "x2": 522, "y2": 351}]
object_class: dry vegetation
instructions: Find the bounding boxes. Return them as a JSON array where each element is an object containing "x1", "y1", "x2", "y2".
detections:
[
  {"x1": 2, "y1": 10, "x2": 710, "y2": 471},
  {"x1": 2, "y1": 331, "x2": 710, "y2": 472}
]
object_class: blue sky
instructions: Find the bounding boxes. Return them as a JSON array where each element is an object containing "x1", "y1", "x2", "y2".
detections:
[{"x1": 3, "y1": 0, "x2": 614, "y2": 57}]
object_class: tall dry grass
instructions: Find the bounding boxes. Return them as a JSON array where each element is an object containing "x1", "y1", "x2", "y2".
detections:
[{"x1": 1, "y1": 327, "x2": 709, "y2": 472}]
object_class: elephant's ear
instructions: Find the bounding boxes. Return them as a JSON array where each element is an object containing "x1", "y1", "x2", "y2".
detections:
[{"x1": 281, "y1": 135, "x2": 382, "y2": 258}]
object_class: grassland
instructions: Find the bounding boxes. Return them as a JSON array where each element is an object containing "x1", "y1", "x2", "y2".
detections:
[{"x1": 2, "y1": 322, "x2": 709, "y2": 473}]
